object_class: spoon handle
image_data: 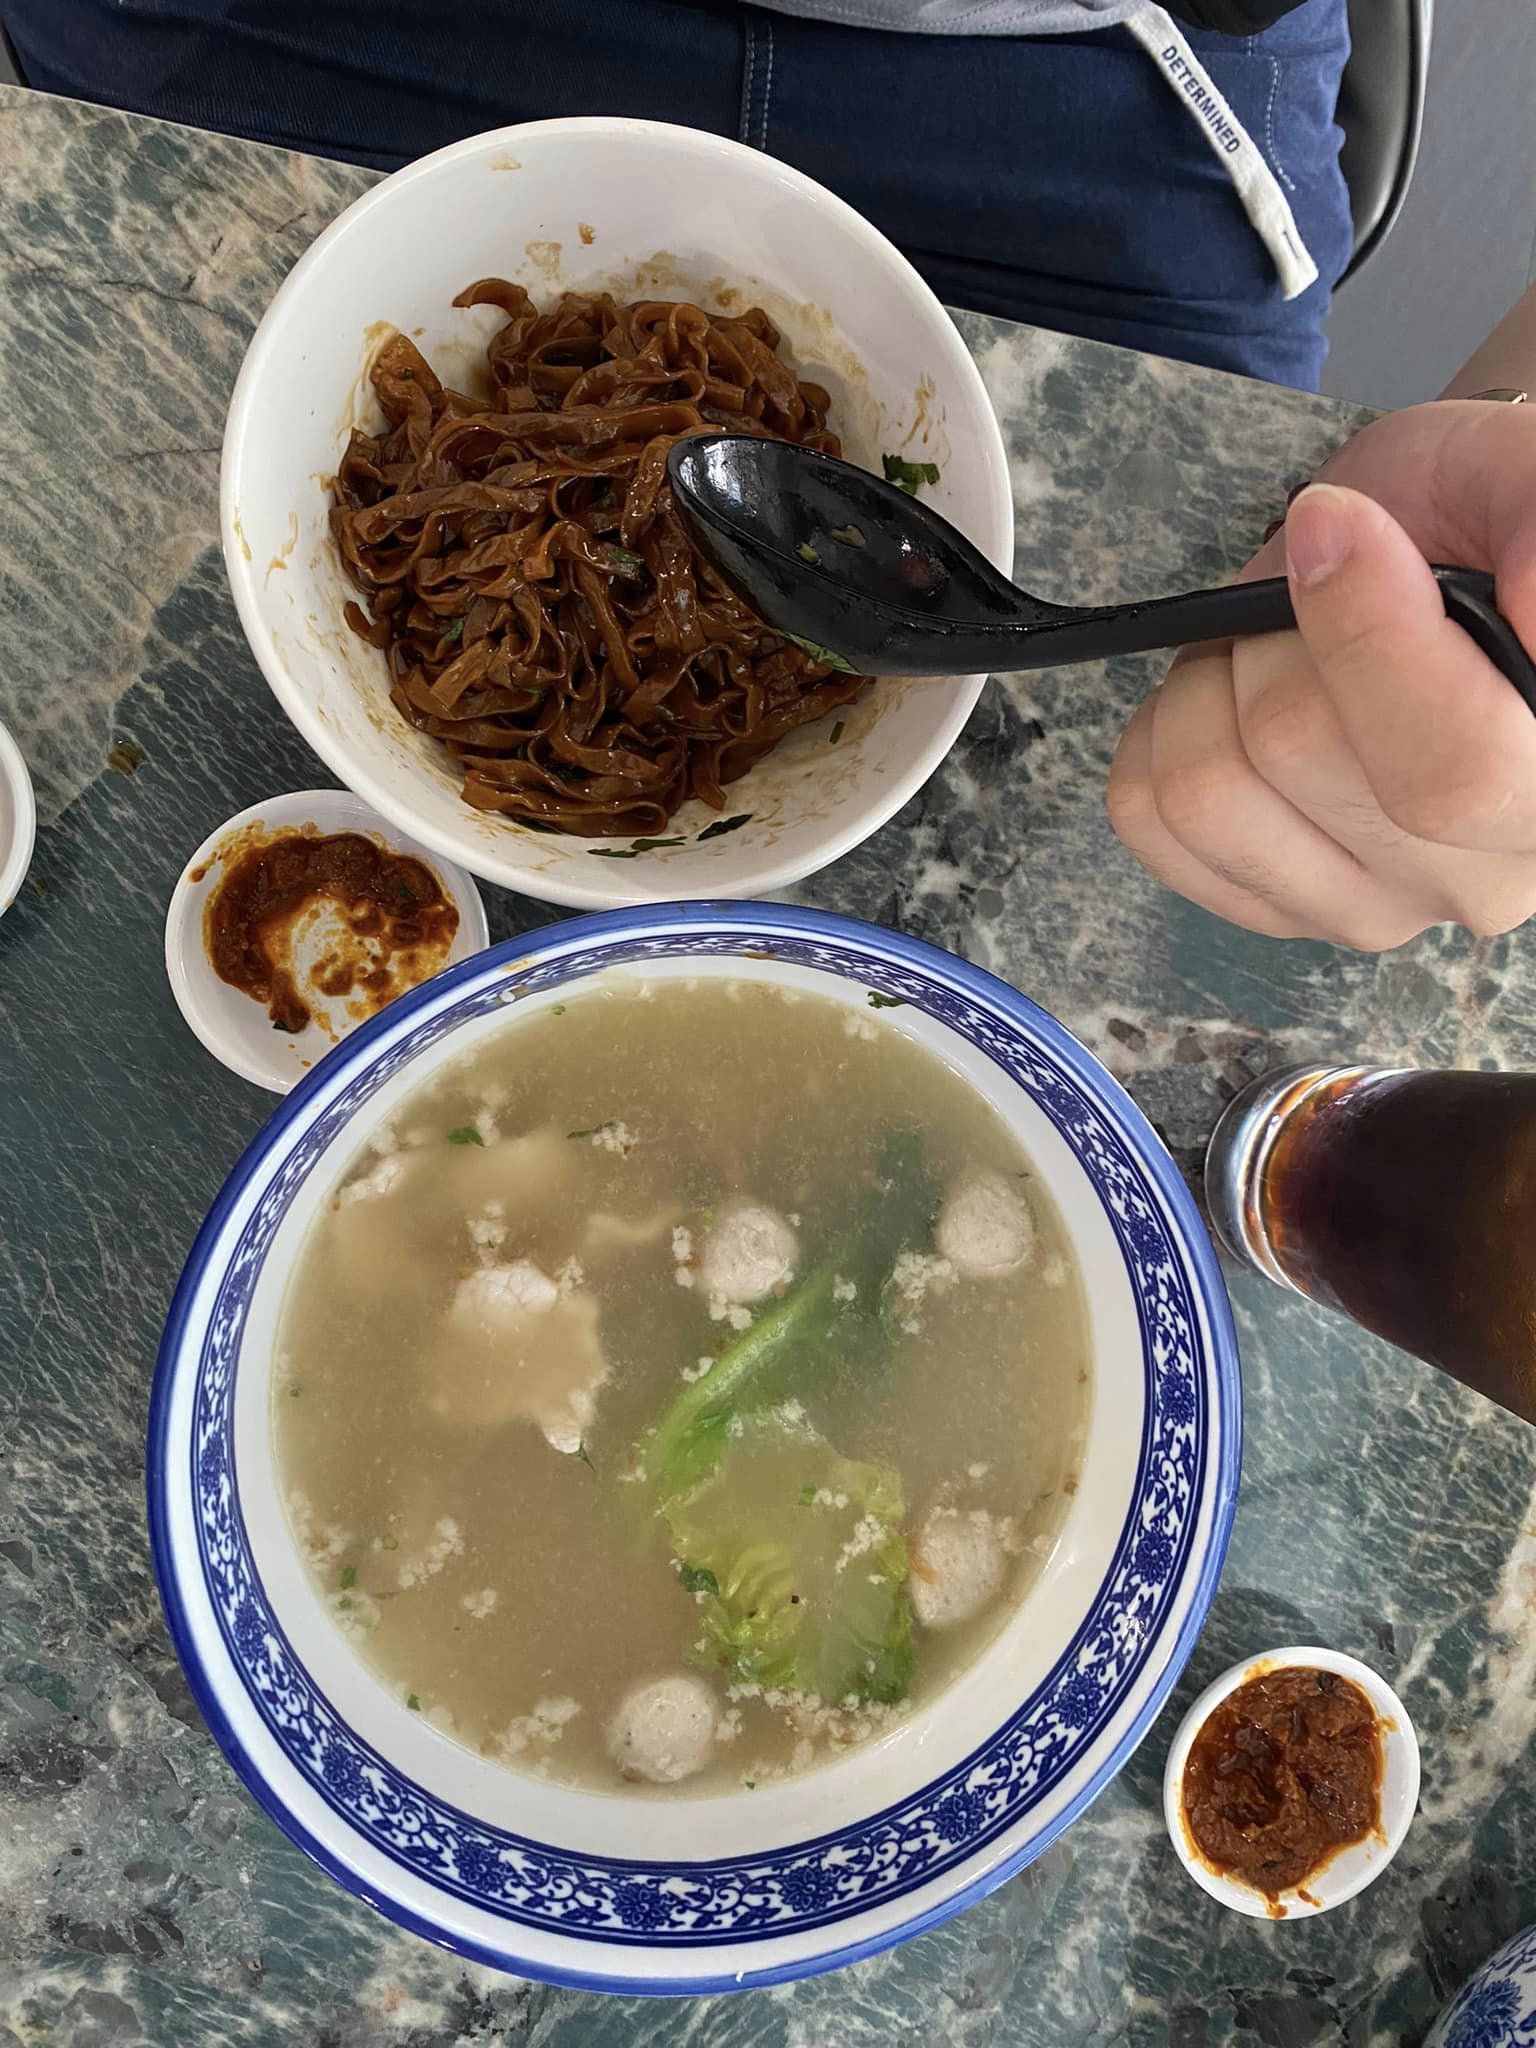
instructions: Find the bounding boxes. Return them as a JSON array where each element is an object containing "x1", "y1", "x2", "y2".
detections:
[{"x1": 1059, "y1": 566, "x2": 1536, "y2": 713}]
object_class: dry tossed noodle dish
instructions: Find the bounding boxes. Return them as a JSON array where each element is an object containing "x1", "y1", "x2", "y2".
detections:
[
  {"x1": 276, "y1": 977, "x2": 1091, "y2": 1795},
  {"x1": 331, "y1": 287, "x2": 874, "y2": 836}
]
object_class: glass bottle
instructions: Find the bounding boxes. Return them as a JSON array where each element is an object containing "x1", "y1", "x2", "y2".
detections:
[{"x1": 1206, "y1": 1064, "x2": 1536, "y2": 1424}]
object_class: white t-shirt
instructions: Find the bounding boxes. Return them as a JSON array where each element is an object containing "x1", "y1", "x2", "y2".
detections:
[{"x1": 744, "y1": 0, "x2": 1141, "y2": 37}]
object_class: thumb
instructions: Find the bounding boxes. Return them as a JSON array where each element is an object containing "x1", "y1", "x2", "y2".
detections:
[{"x1": 1285, "y1": 481, "x2": 1536, "y2": 853}]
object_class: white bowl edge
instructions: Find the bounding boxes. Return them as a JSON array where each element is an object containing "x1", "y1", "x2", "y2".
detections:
[{"x1": 0, "y1": 717, "x2": 37, "y2": 918}]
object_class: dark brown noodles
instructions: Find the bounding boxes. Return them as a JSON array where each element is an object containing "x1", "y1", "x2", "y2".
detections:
[{"x1": 330, "y1": 284, "x2": 873, "y2": 837}]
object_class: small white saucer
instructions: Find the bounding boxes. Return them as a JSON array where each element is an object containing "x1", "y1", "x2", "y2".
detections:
[
  {"x1": 1163, "y1": 1644, "x2": 1420, "y2": 1920},
  {"x1": 0, "y1": 717, "x2": 37, "y2": 918},
  {"x1": 165, "y1": 788, "x2": 489, "y2": 1094}
]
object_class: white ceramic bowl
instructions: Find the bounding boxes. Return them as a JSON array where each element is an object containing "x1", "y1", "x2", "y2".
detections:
[
  {"x1": 220, "y1": 118, "x2": 1013, "y2": 910},
  {"x1": 164, "y1": 789, "x2": 488, "y2": 1093},
  {"x1": 1162, "y1": 1645, "x2": 1420, "y2": 1920},
  {"x1": 151, "y1": 904, "x2": 1240, "y2": 1991},
  {"x1": 0, "y1": 716, "x2": 36, "y2": 918}
]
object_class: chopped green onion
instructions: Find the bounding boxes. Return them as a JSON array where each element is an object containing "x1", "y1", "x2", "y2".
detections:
[
  {"x1": 882, "y1": 453, "x2": 941, "y2": 495},
  {"x1": 787, "y1": 632, "x2": 856, "y2": 673},
  {"x1": 447, "y1": 1126, "x2": 485, "y2": 1146}
]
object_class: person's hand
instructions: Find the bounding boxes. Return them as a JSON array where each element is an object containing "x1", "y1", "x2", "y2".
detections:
[{"x1": 1106, "y1": 400, "x2": 1536, "y2": 947}]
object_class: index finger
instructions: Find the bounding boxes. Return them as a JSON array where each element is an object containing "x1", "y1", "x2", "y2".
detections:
[{"x1": 1285, "y1": 483, "x2": 1536, "y2": 855}]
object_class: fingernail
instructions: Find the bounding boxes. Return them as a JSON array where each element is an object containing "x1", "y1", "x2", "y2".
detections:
[{"x1": 1285, "y1": 483, "x2": 1355, "y2": 590}]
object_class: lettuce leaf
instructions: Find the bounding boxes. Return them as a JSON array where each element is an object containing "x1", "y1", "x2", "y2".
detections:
[
  {"x1": 666, "y1": 1411, "x2": 913, "y2": 1705},
  {"x1": 642, "y1": 1130, "x2": 936, "y2": 1503}
]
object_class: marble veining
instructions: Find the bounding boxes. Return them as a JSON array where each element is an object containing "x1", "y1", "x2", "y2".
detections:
[{"x1": 1, "y1": 83, "x2": 1534, "y2": 2048}]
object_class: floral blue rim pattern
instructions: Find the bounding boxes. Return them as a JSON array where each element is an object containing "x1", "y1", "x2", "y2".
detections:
[
  {"x1": 1429, "y1": 1923, "x2": 1536, "y2": 2048},
  {"x1": 148, "y1": 901, "x2": 1241, "y2": 1994}
]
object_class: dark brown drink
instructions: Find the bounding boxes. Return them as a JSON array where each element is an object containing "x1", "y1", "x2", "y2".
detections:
[{"x1": 1206, "y1": 1065, "x2": 1536, "y2": 1424}]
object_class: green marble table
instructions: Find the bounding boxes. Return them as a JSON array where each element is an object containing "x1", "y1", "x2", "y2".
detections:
[{"x1": 2, "y1": 84, "x2": 1533, "y2": 2048}]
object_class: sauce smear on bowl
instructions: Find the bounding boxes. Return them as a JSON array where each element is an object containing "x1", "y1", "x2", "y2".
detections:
[
  {"x1": 203, "y1": 829, "x2": 458, "y2": 1033},
  {"x1": 1182, "y1": 1666, "x2": 1381, "y2": 1904}
]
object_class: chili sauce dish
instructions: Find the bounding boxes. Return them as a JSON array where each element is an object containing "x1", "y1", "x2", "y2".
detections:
[
  {"x1": 1162, "y1": 1645, "x2": 1420, "y2": 1920},
  {"x1": 149, "y1": 902, "x2": 1240, "y2": 1992},
  {"x1": 165, "y1": 789, "x2": 488, "y2": 1093}
]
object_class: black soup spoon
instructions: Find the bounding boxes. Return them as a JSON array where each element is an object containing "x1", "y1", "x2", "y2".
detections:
[{"x1": 667, "y1": 436, "x2": 1536, "y2": 711}]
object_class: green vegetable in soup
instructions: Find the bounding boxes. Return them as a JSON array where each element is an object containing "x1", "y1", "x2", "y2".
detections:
[
  {"x1": 676, "y1": 1561, "x2": 720, "y2": 1597},
  {"x1": 641, "y1": 1130, "x2": 937, "y2": 1503},
  {"x1": 664, "y1": 1412, "x2": 914, "y2": 1705}
]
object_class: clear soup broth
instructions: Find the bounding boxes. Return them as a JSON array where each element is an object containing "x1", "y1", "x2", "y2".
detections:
[{"x1": 276, "y1": 975, "x2": 1090, "y2": 1795}]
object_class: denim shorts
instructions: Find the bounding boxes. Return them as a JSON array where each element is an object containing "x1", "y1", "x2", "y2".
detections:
[{"x1": 9, "y1": 0, "x2": 1353, "y2": 387}]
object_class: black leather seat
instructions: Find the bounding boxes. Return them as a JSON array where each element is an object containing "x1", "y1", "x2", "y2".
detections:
[{"x1": 1337, "y1": 0, "x2": 1431, "y2": 280}]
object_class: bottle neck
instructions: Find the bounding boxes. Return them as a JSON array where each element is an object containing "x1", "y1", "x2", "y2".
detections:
[{"x1": 1205, "y1": 1066, "x2": 1378, "y2": 1289}]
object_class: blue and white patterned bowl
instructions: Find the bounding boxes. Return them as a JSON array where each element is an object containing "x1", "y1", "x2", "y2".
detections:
[
  {"x1": 149, "y1": 902, "x2": 1241, "y2": 1994},
  {"x1": 1428, "y1": 1927, "x2": 1536, "y2": 2048}
]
